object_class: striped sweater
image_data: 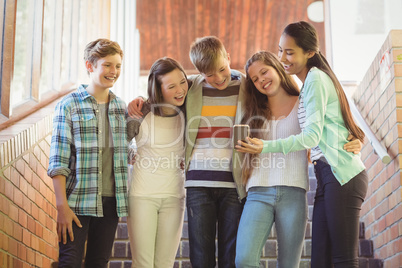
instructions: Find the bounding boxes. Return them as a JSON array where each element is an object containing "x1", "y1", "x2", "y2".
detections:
[{"x1": 185, "y1": 73, "x2": 241, "y2": 188}]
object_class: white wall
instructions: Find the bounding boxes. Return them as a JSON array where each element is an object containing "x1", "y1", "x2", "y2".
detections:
[{"x1": 329, "y1": 0, "x2": 402, "y2": 82}]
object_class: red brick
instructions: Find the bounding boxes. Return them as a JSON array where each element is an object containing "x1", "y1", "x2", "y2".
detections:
[
  {"x1": 13, "y1": 258, "x2": 23, "y2": 268},
  {"x1": 9, "y1": 203, "x2": 18, "y2": 222},
  {"x1": 17, "y1": 242, "x2": 27, "y2": 262},
  {"x1": 378, "y1": 217, "x2": 387, "y2": 233},
  {"x1": 386, "y1": 161, "x2": 397, "y2": 179},
  {"x1": 396, "y1": 78, "x2": 402, "y2": 92},
  {"x1": 384, "y1": 179, "x2": 393, "y2": 197},
  {"x1": 35, "y1": 250, "x2": 43, "y2": 267},
  {"x1": 396, "y1": 108, "x2": 402, "y2": 122},
  {"x1": 28, "y1": 154, "x2": 38, "y2": 174},
  {"x1": 40, "y1": 153, "x2": 48, "y2": 170},
  {"x1": 33, "y1": 146, "x2": 41, "y2": 161},
  {"x1": 22, "y1": 228, "x2": 31, "y2": 247},
  {"x1": 15, "y1": 159, "x2": 25, "y2": 176},
  {"x1": 365, "y1": 153, "x2": 379, "y2": 170},
  {"x1": 395, "y1": 64, "x2": 402, "y2": 77},
  {"x1": 30, "y1": 235, "x2": 39, "y2": 251},
  {"x1": 22, "y1": 195, "x2": 31, "y2": 215},
  {"x1": 39, "y1": 179, "x2": 47, "y2": 196},
  {"x1": 379, "y1": 93, "x2": 388, "y2": 111},
  {"x1": 8, "y1": 237, "x2": 18, "y2": 256},
  {"x1": 391, "y1": 174, "x2": 401, "y2": 191},
  {"x1": 367, "y1": 165, "x2": 377, "y2": 182},
  {"x1": 379, "y1": 168, "x2": 389, "y2": 186},
  {"x1": 13, "y1": 222, "x2": 23, "y2": 241},
  {"x1": 38, "y1": 209, "x2": 46, "y2": 226},
  {"x1": 374, "y1": 199, "x2": 389, "y2": 219},
  {"x1": 0, "y1": 195, "x2": 6, "y2": 215},
  {"x1": 375, "y1": 187, "x2": 385, "y2": 204},
  {"x1": 27, "y1": 185, "x2": 36, "y2": 202},
  {"x1": 389, "y1": 190, "x2": 401, "y2": 209},
  {"x1": 384, "y1": 253, "x2": 401, "y2": 268},
  {"x1": 4, "y1": 179, "x2": 14, "y2": 201},
  {"x1": 19, "y1": 176, "x2": 28, "y2": 196},
  {"x1": 24, "y1": 163, "x2": 33, "y2": 184},
  {"x1": 31, "y1": 174, "x2": 40, "y2": 191},
  {"x1": 0, "y1": 232, "x2": 5, "y2": 250},
  {"x1": 389, "y1": 142, "x2": 398, "y2": 160},
  {"x1": 373, "y1": 232, "x2": 384, "y2": 247},
  {"x1": 35, "y1": 222, "x2": 43, "y2": 237},
  {"x1": 390, "y1": 224, "x2": 399, "y2": 240},
  {"x1": 26, "y1": 248, "x2": 35, "y2": 265},
  {"x1": 396, "y1": 94, "x2": 402, "y2": 108},
  {"x1": 10, "y1": 166, "x2": 20, "y2": 188},
  {"x1": 13, "y1": 188, "x2": 23, "y2": 208},
  {"x1": 0, "y1": 176, "x2": 5, "y2": 193},
  {"x1": 38, "y1": 239, "x2": 45, "y2": 254},
  {"x1": 27, "y1": 216, "x2": 35, "y2": 233},
  {"x1": 374, "y1": 160, "x2": 385, "y2": 177},
  {"x1": 2, "y1": 167, "x2": 11, "y2": 180},
  {"x1": 42, "y1": 257, "x2": 51, "y2": 268},
  {"x1": 46, "y1": 214, "x2": 53, "y2": 230},
  {"x1": 31, "y1": 205, "x2": 39, "y2": 221},
  {"x1": 35, "y1": 194, "x2": 43, "y2": 210}
]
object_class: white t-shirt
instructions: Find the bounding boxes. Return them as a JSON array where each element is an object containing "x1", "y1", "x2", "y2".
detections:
[
  {"x1": 129, "y1": 112, "x2": 185, "y2": 198},
  {"x1": 247, "y1": 100, "x2": 309, "y2": 191}
]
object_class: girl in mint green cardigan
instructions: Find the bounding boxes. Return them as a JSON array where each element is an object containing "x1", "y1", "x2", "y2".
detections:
[{"x1": 236, "y1": 21, "x2": 368, "y2": 268}]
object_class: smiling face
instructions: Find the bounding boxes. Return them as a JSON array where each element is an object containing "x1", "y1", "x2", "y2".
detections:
[
  {"x1": 247, "y1": 60, "x2": 283, "y2": 98},
  {"x1": 201, "y1": 54, "x2": 232, "y2": 90},
  {"x1": 278, "y1": 34, "x2": 314, "y2": 82},
  {"x1": 87, "y1": 53, "x2": 122, "y2": 90},
  {"x1": 159, "y1": 68, "x2": 188, "y2": 114}
]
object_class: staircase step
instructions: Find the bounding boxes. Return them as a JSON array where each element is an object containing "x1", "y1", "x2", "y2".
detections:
[{"x1": 359, "y1": 257, "x2": 384, "y2": 268}]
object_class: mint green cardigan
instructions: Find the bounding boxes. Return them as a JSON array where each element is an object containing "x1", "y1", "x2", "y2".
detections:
[{"x1": 261, "y1": 67, "x2": 365, "y2": 186}]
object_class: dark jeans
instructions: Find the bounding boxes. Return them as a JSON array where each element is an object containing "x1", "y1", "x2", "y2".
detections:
[
  {"x1": 58, "y1": 197, "x2": 119, "y2": 268},
  {"x1": 186, "y1": 187, "x2": 244, "y2": 268},
  {"x1": 312, "y1": 160, "x2": 368, "y2": 268}
]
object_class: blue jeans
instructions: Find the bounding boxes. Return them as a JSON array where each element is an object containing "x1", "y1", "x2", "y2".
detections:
[
  {"x1": 235, "y1": 186, "x2": 307, "y2": 268},
  {"x1": 186, "y1": 187, "x2": 244, "y2": 268},
  {"x1": 311, "y1": 160, "x2": 368, "y2": 268},
  {"x1": 58, "y1": 197, "x2": 119, "y2": 268}
]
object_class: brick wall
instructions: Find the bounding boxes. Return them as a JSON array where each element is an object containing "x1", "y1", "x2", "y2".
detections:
[
  {"x1": 352, "y1": 30, "x2": 402, "y2": 268},
  {"x1": 0, "y1": 103, "x2": 59, "y2": 267}
]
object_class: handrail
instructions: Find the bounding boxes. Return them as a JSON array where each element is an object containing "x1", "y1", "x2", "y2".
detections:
[{"x1": 346, "y1": 93, "x2": 391, "y2": 164}]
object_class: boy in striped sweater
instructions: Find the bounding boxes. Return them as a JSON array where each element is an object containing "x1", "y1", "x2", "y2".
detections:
[{"x1": 184, "y1": 36, "x2": 246, "y2": 268}]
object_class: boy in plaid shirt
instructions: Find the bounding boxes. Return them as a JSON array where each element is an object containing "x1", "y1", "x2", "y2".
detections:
[{"x1": 47, "y1": 38, "x2": 128, "y2": 267}]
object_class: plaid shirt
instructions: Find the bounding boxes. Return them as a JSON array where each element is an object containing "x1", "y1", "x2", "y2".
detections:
[{"x1": 47, "y1": 85, "x2": 128, "y2": 217}]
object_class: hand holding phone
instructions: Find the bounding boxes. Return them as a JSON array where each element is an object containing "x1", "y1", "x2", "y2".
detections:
[{"x1": 233, "y1": 124, "x2": 250, "y2": 146}]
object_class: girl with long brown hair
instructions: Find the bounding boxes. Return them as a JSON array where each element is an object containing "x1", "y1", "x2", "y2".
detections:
[{"x1": 236, "y1": 21, "x2": 368, "y2": 267}]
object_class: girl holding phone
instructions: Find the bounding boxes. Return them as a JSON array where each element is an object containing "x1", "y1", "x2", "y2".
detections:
[{"x1": 236, "y1": 21, "x2": 367, "y2": 267}]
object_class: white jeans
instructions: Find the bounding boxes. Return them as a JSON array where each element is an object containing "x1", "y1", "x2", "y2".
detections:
[{"x1": 127, "y1": 196, "x2": 185, "y2": 268}]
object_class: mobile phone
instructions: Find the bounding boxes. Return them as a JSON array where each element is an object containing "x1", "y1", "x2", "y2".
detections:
[{"x1": 233, "y1": 124, "x2": 250, "y2": 145}]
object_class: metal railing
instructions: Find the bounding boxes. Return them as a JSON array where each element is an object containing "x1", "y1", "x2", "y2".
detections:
[{"x1": 346, "y1": 93, "x2": 391, "y2": 164}]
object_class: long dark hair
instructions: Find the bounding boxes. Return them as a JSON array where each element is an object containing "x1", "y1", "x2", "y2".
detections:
[
  {"x1": 283, "y1": 21, "x2": 365, "y2": 142},
  {"x1": 147, "y1": 57, "x2": 188, "y2": 116},
  {"x1": 241, "y1": 51, "x2": 299, "y2": 183}
]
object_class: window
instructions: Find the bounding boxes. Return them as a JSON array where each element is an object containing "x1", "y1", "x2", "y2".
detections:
[
  {"x1": 12, "y1": 0, "x2": 35, "y2": 107},
  {"x1": 0, "y1": 0, "x2": 113, "y2": 129}
]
